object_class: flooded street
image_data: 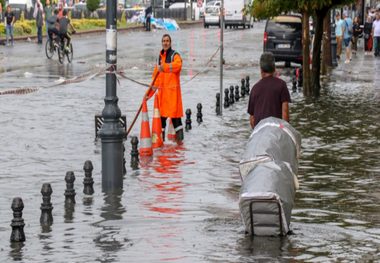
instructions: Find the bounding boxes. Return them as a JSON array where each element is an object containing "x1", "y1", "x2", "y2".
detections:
[{"x1": 0, "y1": 22, "x2": 379, "y2": 262}]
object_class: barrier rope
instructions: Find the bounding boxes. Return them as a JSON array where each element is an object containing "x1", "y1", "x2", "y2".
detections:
[{"x1": 0, "y1": 45, "x2": 220, "y2": 96}]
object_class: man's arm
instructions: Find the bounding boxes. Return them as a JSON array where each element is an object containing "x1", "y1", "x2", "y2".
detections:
[
  {"x1": 162, "y1": 53, "x2": 182, "y2": 73},
  {"x1": 282, "y1": 101, "x2": 289, "y2": 122},
  {"x1": 249, "y1": 115, "x2": 255, "y2": 129}
]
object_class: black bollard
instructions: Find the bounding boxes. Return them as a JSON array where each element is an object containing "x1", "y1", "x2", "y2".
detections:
[
  {"x1": 185, "y1": 109, "x2": 192, "y2": 131},
  {"x1": 245, "y1": 76, "x2": 250, "y2": 94},
  {"x1": 40, "y1": 183, "x2": 53, "y2": 226},
  {"x1": 83, "y1": 160, "x2": 94, "y2": 195},
  {"x1": 241, "y1": 78, "x2": 246, "y2": 97},
  {"x1": 292, "y1": 77, "x2": 297, "y2": 93},
  {"x1": 298, "y1": 68, "x2": 303, "y2": 87},
  {"x1": 130, "y1": 136, "x2": 139, "y2": 170},
  {"x1": 10, "y1": 197, "x2": 25, "y2": 242},
  {"x1": 196, "y1": 103, "x2": 203, "y2": 124},
  {"x1": 64, "y1": 171, "x2": 76, "y2": 204},
  {"x1": 235, "y1": 85, "x2": 240, "y2": 102},
  {"x1": 224, "y1": 88, "x2": 230, "y2": 108},
  {"x1": 229, "y1": 86, "x2": 235, "y2": 104},
  {"x1": 216, "y1": 93, "x2": 221, "y2": 115}
]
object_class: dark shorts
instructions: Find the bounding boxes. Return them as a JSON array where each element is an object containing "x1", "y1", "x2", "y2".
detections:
[{"x1": 344, "y1": 37, "x2": 351, "y2": 47}]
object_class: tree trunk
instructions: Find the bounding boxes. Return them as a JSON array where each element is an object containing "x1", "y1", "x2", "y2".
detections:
[
  {"x1": 311, "y1": 7, "x2": 329, "y2": 97},
  {"x1": 302, "y1": 11, "x2": 311, "y2": 96},
  {"x1": 322, "y1": 10, "x2": 332, "y2": 75}
]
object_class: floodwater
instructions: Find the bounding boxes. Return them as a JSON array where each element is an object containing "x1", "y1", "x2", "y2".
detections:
[{"x1": 0, "y1": 22, "x2": 379, "y2": 262}]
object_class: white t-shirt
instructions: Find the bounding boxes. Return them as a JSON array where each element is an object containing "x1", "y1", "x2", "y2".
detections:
[{"x1": 373, "y1": 19, "x2": 380, "y2": 37}]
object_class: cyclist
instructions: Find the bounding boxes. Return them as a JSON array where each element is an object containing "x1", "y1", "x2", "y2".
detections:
[
  {"x1": 47, "y1": 9, "x2": 59, "y2": 49},
  {"x1": 58, "y1": 9, "x2": 76, "y2": 52}
]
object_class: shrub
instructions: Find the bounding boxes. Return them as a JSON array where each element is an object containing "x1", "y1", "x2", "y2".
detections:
[
  {"x1": 87, "y1": 0, "x2": 100, "y2": 13},
  {"x1": 18, "y1": 22, "x2": 32, "y2": 34},
  {"x1": 13, "y1": 24, "x2": 24, "y2": 35}
]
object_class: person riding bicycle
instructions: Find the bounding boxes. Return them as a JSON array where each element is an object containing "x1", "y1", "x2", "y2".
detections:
[
  {"x1": 47, "y1": 9, "x2": 59, "y2": 49},
  {"x1": 58, "y1": 9, "x2": 76, "y2": 52}
]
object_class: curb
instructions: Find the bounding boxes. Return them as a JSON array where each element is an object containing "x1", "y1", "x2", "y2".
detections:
[{"x1": 2, "y1": 20, "x2": 202, "y2": 43}]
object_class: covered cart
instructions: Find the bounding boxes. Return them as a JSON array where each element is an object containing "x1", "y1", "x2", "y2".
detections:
[{"x1": 239, "y1": 117, "x2": 301, "y2": 236}]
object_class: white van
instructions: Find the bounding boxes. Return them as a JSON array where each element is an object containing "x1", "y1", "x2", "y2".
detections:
[
  {"x1": 7, "y1": 0, "x2": 33, "y2": 12},
  {"x1": 224, "y1": 0, "x2": 252, "y2": 29}
]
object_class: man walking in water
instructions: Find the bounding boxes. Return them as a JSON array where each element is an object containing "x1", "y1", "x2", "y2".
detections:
[{"x1": 247, "y1": 52, "x2": 291, "y2": 129}]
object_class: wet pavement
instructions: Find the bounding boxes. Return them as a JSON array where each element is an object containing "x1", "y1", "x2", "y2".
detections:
[{"x1": 0, "y1": 22, "x2": 379, "y2": 262}]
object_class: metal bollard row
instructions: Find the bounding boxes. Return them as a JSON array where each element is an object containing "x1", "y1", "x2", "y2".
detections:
[
  {"x1": 218, "y1": 75, "x2": 251, "y2": 112},
  {"x1": 10, "y1": 160, "x2": 95, "y2": 243}
]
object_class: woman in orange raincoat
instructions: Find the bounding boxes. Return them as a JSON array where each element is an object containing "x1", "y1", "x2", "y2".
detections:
[{"x1": 151, "y1": 34, "x2": 184, "y2": 142}]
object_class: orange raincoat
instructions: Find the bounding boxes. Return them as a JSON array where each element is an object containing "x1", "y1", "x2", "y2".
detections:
[{"x1": 151, "y1": 48, "x2": 183, "y2": 118}]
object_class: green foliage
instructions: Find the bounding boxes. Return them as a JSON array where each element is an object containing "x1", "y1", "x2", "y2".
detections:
[
  {"x1": 87, "y1": 0, "x2": 100, "y2": 13},
  {"x1": 0, "y1": 0, "x2": 5, "y2": 10},
  {"x1": 17, "y1": 21, "x2": 32, "y2": 33},
  {"x1": 250, "y1": 0, "x2": 356, "y2": 18}
]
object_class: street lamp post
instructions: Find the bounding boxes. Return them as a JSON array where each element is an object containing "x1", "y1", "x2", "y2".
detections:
[
  {"x1": 99, "y1": 0, "x2": 126, "y2": 190},
  {"x1": 219, "y1": 0, "x2": 224, "y2": 116}
]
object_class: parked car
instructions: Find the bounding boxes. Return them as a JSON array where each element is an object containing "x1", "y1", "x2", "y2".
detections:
[
  {"x1": 203, "y1": 1, "x2": 221, "y2": 28},
  {"x1": 263, "y1": 15, "x2": 303, "y2": 66}
]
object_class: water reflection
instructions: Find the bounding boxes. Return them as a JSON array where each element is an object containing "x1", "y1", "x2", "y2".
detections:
[
  {"x1": 9, "y1": 242, "x2": 25, "y2": 261},
  {"x1": 142, "y1": 144, "x2": 186, "y2": 216},
  {"x1": 236, "y1": 236, "x2": 290, "y2": 259},
  {"x1": 94, "y1": 188, "x2": 126, "y2": 262},
  {"x1": 39, "y1": 226, "x2": 53, "y2": 258}
]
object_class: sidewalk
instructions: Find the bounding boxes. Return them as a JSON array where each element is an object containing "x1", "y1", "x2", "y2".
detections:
[
  {"x1": 330, "y1": 42, "x2": 380, "y2": 96},
  {"x1": 0, "y1": 20, "x2": 202, "y2": 45}
]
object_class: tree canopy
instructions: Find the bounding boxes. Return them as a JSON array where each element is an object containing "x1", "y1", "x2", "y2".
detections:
[
  {"x1": 250, "y1": 0, "x2": 355, "y2": 97},
  {"x1": 251, "y1": 0, "x2": 355, "y2": 19}
]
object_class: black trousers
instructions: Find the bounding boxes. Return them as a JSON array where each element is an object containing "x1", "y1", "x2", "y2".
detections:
[
  {"x1": 161, "y1": 117, "x2": 183, "y2": 131},
  {"x1": 146, "y1": 16, "x2": 151, "y2": 31}
]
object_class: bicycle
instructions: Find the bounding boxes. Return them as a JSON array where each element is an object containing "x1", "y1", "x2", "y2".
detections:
[
  {"x1": 45, "y1": 33, "x2": 74, "y2": 64},
  {"x1": 45, "y1": 36, "x2": 59, "y2": 59},
  {"x1": 57, "y1": 40, "x2": 73, "y2": 64}
]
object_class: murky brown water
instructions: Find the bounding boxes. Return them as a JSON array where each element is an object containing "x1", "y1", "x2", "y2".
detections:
[{"x1": 0, "y1": 22, "x2": 379, "y2": 262}]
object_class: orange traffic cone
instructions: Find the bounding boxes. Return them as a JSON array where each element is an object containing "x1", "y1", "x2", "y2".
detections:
[
  {"x1": 167, "y1": 119, "x2": 176, "y2": 141},
  {"x1": 139, "y1": 99, "x2": 153, "y2": 156},
  {"x1": 152, "y1": 94, "x2": 163, "y2": 148}
]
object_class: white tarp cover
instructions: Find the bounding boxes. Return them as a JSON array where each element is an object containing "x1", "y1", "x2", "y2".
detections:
[{"x1": 239, "y1": 117, "x2": 301, "y2": 236}]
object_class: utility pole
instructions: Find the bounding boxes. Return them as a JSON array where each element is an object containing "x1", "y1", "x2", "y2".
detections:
[
  {"x1": 219, "y1": 0, "x2": 224, "y2": 116},
  {"x1": 99, "y1": 0, "x2": 125, "y2": 191}
]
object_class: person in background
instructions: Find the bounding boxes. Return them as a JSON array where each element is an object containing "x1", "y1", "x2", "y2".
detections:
[
  {"x1": 145, "y1": 4, "x2": 152, "y2": 31},
  {"x1": 247, "y1": 52, "x2": 291, "y2": 129},
  {"x1": 44, "y1": 0, "x2": 53, "y2": 39},
  {"x1": 59, "y1": 9, "x2": 76, "y2": 51},
  {"x1": 335, "y1": 12, "x2": 344, "y2": 60},
  {"x1": 4, "y1": 5, "x2": 15, "y2": 46},
  {"x1": 35, "y1": 2, "x2": 44, "y2": 44},
  {"x1": 0, "y1": 3, "x2": 3, "y2": 23},
  {"x1": 373, "y1": 12, "x2": 380, "y2": 57},
  {"x1": 342, "y1": 11, "x2": 353, "y2": 64},
  {"x1": 148, "y1": 34, "x2": 184, "y2": 143},
  {"x1": 57, "y1": 3, "x2": 64, "y2": 18},
  {"x1": 47, "y1": 9, "x2": 59, "y2": 49},
  {"x1": 364, "y1": 15, "x2": 373, "y2": 55},
  {"x1": 351, "y1": 16, "x2": 362, "y2": 56}
]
